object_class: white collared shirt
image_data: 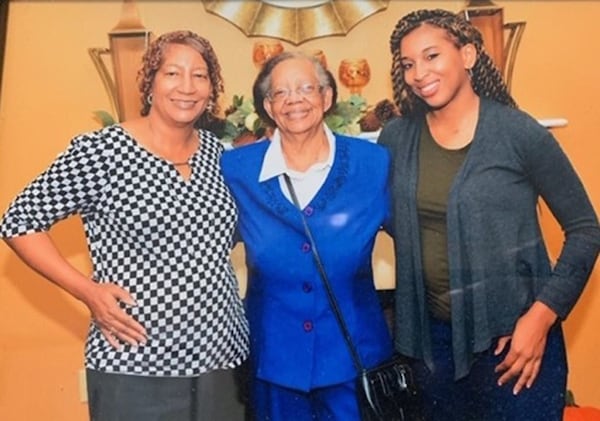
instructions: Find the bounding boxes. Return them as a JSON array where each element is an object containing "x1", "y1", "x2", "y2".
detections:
[{"x1": 259, "y1": 124, "x2": 336, "y2": 209}]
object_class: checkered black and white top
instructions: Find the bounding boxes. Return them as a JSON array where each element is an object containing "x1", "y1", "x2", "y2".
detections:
[{"x1": 0, "y1": 125, "x2": 249, "y2": 377}]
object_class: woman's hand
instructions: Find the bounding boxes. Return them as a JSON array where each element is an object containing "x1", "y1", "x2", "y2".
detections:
[
  {"x1": 4, "y1": 233, "x2": 147, "y2": 349},
  {"x1": 84, "y1": 282, "x2": 148, "y2": 349},
  {"x1": 494, "y1": 301, "x2": 557, "y2": 395}
]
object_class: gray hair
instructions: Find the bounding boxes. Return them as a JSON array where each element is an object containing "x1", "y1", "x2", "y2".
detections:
[{"x1": 252, "y1": 51, "x2": 331, "y2": 126}]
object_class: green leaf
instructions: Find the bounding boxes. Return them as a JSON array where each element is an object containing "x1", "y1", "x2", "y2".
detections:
[
  {"x1": 252, "y1": 117, "x2": 265, "y2": 133},
  {"x1": 222, "y1": 121, "x2": 242, "y2": 139},
  {"x1": 565, "y1": 389, "x2": 577, "y2": 407},
  {"x1": 324, "y1": 114, "x2": 345, "y2": 130},
  {"x1": 232, "y1": 95, "x2": 244, "y2": 107},
  {"x1": 92, "y1": 110, "x2": 116, "y2": 127}
]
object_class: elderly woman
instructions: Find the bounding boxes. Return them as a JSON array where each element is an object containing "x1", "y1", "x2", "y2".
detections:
[
  {"x1": 0, "y1": 31, "x2": 248, "y2": 420},
  {"x1": 221, "y1": 51, "x2": 393, "y2": 420}
]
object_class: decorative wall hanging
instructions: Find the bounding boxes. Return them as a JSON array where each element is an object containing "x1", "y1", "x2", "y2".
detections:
[
  {"x1": 0, "y1": 0, "x2": 8, "y2": 103},
  {"x1": 89, "y1": 0, "x2": 152, "y2": 122},
  {"x1": 461, "y1": 0, "x2": 526, "y2": 92},
  {"x1": 202, "y1": 0, "x2": 389, "y2": 45}
]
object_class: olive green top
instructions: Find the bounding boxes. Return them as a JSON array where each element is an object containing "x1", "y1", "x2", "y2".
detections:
[{"x1": 417, "y1": 121, "x2": 469, "y2": 321}]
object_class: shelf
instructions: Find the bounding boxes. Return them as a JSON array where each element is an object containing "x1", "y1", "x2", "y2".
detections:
[{"x1": 537, "y1": 118, "x2": 568, "y2": 129}]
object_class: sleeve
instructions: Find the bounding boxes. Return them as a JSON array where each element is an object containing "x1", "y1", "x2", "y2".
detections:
[
  {"x1": 524, "y1": 126, "x2": 600, "y2": 319},
  {"x1": 377, "y1": 119, "x2": 405, "y2": 236},
  {"x1": 377, "y1": 118, "x2": 396, "y2": 149},
  {"x1": 0, "y1": 133, "x2": 111, "y2": 238},
  {"x1": 379, "y1": 146, "x2": 392, "y2": 231}
]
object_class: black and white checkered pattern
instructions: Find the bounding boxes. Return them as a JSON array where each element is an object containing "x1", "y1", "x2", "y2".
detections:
[{"x1": 0, "y1": 125, "x2": 249, "y2": 376}]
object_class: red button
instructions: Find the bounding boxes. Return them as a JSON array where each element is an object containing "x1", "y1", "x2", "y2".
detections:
[
  {"x1": 303, "y1": 321, "x2": 313, "y2": 332},
  {"x1": 301, "y1": 242, "x2": 311, "y2": 252}
]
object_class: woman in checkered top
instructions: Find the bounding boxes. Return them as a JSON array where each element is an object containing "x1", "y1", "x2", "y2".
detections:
[{"x1": 0, "y1": 31, "x2": 249, "y2": 420}]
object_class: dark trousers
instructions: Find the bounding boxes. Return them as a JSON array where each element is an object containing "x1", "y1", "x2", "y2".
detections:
[
  {"x1": 87, "y1": 368, "x2": 246, "y2": 421},
  {"x1": 411, "y1": 319, "x2": 567, "y2": 421},
  {"x1": 250, "y1": 377, "x2": 361, "y2": 421}
]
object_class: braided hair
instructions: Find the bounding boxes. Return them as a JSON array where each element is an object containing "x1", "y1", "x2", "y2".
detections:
[
  {"x1": 138, "y1": 30, "x2": 224, "y2": 129},
  {"x1": 389, "y1": 9, "x2": 516, "y2": 116}
]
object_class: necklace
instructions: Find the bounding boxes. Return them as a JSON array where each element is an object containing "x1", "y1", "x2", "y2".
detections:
[
  {"x1": 170, "y1": 159, "x2": 190, "y2": 166},
  {"x1": 147, "y1": 119, "x2": 198, "y2": 166}
]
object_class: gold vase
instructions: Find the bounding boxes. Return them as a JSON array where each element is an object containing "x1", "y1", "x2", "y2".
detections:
[
  {"x1": 338, "y1": 58, "x2": 370, "y2": 95},
  {"x1": 252, "y1": 40, "x2": 284, "y2": 68}
]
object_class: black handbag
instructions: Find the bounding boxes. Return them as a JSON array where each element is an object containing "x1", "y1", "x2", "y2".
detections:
[
  {"x1": 284, "y1": 175, "x2": 422, "y2": 421},
  {"x1": 358, "y1": 354, "x2": 422, "y2": 420}
]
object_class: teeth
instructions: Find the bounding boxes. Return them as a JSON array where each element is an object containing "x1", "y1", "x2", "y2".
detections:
[
  {"x1": 173, "y1": 100, "x2": 197, "y2": 109},
  {"x1": 287, "y1": 110, "x2": 308, "y2": 119},
  {"x1": 419, "y1": 82, "x2": 438, "y2": 96}
]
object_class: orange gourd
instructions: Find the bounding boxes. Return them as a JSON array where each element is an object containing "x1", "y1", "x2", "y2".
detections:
[
  {"x1": 564, "y1": 390, "x2": 600, "y2": 421},
  {"x1": 564, "y1": 406, "x2": 600, "y2": 421}
]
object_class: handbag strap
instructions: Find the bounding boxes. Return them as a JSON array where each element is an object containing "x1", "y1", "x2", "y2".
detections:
[{"x1": 283, "y1": 174, "x2": 365, "y2": 374}]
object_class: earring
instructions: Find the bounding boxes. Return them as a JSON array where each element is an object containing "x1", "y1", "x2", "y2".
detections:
[
  {"x1": 147, "y1": 94, "x2": 153, "y2": 105},
  {"x1": 467, "y1": 68, "x2": 473, "y2": 79},
  {"x1": 206, "y1": 100, "x2": 215, "y2": 113}
]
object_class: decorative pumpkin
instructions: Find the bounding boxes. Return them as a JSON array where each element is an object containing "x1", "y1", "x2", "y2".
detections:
[
  {"x1": 564, "y1": 390, "x2": 600, "y2": 421},
  {"x1": 564, "y1": 406, "x2": 600, "y2": 421}
]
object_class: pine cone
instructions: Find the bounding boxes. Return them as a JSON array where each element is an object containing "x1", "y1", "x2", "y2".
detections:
[
  {"x1": 224, "y1": 105, "x2": 237, "y2": 117},
  {"x1": 373, "y1": 99, "x2": 400, "y2": 124},
  {"x1": 359, "y1": 99, "x2": 400, "y2": 132},
  {"x1": 359, "y1": 110, "x2": 381, "y2": 132}
]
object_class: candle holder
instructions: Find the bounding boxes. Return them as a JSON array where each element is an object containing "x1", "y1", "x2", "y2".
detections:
[
  {"x1": 252, "y1": 39, "x2": 284, "y2": 68},
  {"x1": 338, "y1": 58, "x2": 370, "y2": 95},
  {"x1": 310, "y1": 49, "x2": 328, "y2": 70}
]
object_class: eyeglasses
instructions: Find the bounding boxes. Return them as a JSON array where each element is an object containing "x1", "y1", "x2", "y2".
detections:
[{"x1": 267, "y1": 83, "x2": 323, "y2": 102}]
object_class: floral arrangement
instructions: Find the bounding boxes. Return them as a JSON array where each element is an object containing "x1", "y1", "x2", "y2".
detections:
[
  {"x1": 92, "y1": 94, "x2": 400, "y2": 147},
  {"x1": 213, "y1": 94, "x2": 399, "y2": 145},
  {"x1": 324, "y1": 94, "x2": 369, "y2": 135},
  {"x1": 217, "y1": 95, "x2": 267, "y2": 143}
]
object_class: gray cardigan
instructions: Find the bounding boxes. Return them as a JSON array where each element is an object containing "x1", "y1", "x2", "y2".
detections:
[{"x1": 379, "y1": 98, "x2": 600, "y2": 379}]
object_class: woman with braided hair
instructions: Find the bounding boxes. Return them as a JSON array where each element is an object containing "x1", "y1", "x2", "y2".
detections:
[{"x1": 378, "y1": 9, "x2": 599, "y2": 420}]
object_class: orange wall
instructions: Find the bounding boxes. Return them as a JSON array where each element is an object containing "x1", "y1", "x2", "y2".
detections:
[{"x1": 0, "y1": 1, "x2": 598, "y2": 419}]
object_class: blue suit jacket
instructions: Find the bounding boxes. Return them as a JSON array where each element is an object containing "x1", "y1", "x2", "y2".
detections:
[{"x1": 221, "y1": 134, "x2": 393, "y2": 391}]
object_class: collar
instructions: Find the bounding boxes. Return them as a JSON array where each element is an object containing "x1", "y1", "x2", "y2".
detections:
[{"x1": 258, "y1": 123, "x2": 336, "y2": 182}]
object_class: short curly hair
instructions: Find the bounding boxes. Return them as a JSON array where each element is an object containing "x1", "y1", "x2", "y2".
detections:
[
  {"x1": 389, "y1": 9, "x2": 517, "y2": 116},
  {"x1": 252, "y1": 51, "x2": 332, "y2": 128},
  {"x1": 138, "y1": 30, "x2": 224, "y2": 129}
]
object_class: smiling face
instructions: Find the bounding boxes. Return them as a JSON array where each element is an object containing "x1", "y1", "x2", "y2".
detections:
[
  {"x1": 263, "y1": 57, "x2": 332, "y2": 138},
  {"x1": 399, "y1": 24, "x2": 476, "y2": 111},
  {"x1": 149, "y1": 43, "x2": 212, "y2": 126}
]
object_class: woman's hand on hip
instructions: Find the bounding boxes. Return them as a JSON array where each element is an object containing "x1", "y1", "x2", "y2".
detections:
[
  {"x1": 494, "y1": 301, "x2": 557, "y2": 395},
  {"x1": 85, "y1": 282, "x2": 148, "y2": 349},
  {"x1": 3, "y1": 233, "x2": 147, "y2": 348}
]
